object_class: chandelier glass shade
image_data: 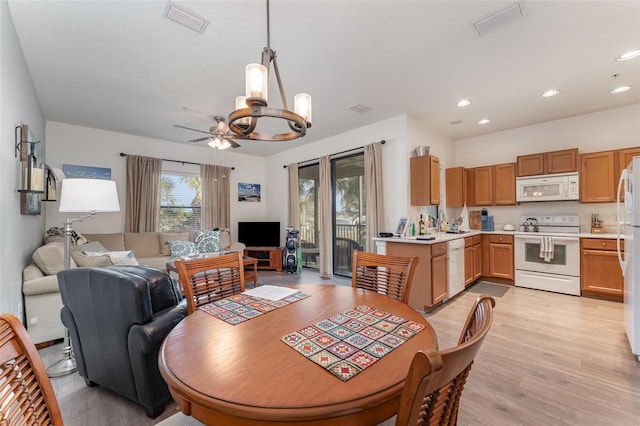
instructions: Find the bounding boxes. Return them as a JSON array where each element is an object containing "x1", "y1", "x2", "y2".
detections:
[{"x1": 228, "y1": 0, "x2": 311, "y2": 142}]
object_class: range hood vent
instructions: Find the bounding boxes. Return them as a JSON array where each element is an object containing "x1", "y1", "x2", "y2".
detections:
[
  {"x1": 473, "y1": 2, "x2": 527, "y2": 36},
  {"x1": 163, "y1": 1, "x2": 209, "y2": 34}
]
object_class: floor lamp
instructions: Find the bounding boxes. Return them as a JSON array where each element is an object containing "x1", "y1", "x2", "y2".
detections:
[{"x1": 47, "y1": 178, "x2": 120, "y2": 377}]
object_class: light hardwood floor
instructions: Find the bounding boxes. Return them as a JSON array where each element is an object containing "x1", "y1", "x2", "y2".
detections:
[{"x1": 38, "y1": 270, "x2": 640, "y2": 425}]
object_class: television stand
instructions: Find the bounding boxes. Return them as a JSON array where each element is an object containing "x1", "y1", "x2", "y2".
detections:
[{"x1": 244, "y1": 247, "x2": 283, "y2": 272}]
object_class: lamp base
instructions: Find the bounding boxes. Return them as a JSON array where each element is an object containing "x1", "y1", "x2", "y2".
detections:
[{"x1": 47, "y1": 355, "x2": 77, "y2": 378}]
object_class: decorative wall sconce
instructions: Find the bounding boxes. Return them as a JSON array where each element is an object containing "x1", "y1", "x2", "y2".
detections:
[{"x1": 15, "y1": 124, "x2": 44, "y2": 194}]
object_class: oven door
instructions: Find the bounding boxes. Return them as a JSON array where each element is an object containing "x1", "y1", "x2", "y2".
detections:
[{"x1": 515, "y1": 234, "x2": 580, "y2": 276}]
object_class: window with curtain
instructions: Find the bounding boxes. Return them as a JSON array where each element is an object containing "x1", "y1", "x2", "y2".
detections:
[{"x1": 160, "y1": 172, "x2": 202, "y2": 231}]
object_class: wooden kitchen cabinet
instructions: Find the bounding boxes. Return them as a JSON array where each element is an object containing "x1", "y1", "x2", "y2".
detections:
[
  {"x1": 473, "y1": 166, "x2": 494, "y2": 206},
  {"x1": 386, "y1": 241, "x2": 447, "y2": 310},
  {"x1": 494, "y1": 163, "x2": 516, "y2": 205},
  {"x1": 410, "y1": 155, "x2": 440, "y2": 206},
  {"x1": 486, "y1": 234, "x2": 514, "y2": 281},
  {"x1": 445, "y1": 167, "x2": 466, "y2": 207},
  {"x1": 517, "y1": 148, "x2": 578, "y2": 176},
  {"x1": 431, "y1": 242, "x2": 448, "y2": 306},
  {"x1": 580, "y1": 151, "x2": 616, "y2": 203},
  {"x1": 464, "y1": 235, "x2": 482, "y2": 286},
  {"x1": 617, "y1": 147, "x2": 640, "y2": 202},
  {"x1": 581, "y1": 238, "x2": 623, "y2": 302}
]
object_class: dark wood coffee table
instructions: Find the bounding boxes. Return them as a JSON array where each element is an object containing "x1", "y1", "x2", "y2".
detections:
[{"x1": 166, "y1": 255, "x2": 259, "y2": 288}]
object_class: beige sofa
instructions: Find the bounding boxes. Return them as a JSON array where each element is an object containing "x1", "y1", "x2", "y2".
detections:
[{"x1": 22, "y1": 230, "x2": 244, "y2": 344}]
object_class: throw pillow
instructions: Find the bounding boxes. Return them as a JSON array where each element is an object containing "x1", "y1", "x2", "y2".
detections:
[
  {"x1": 194, "y1": 230, "x2": 220, "y2": 253},
  {"x1": 71, "y1": 250, "x2": 113, "y2": 267},
  {"x1": 33, "y1": 243, "x2": 73, "y2": 275},
  {"x1": 79, "y1": 241, "x2": 108, "y2": 253},
  {"x1": 167, "y1": 240, "x2": 198, "y2": 257},
  {"x1": 159, "y1": 232, "x2": 190, "y2": 256},
  {"x1": 106, "y1": 250, "x2": 139, "y2": 266}
]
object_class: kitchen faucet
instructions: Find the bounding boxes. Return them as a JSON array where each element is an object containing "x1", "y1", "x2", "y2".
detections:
[{"x1": 438, "y1": 209, "x2": 447, "y2": 232}]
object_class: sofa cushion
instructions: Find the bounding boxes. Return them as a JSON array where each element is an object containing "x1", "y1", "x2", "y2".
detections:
[
  {"x1": 136, "y1": 256, "x2": 171, "y2": 270},
  {"x1": 219, "y1": 229, "x2": 231, "y2": 251},
  {"x1": 32, "y1": 243, "x2": 76, "y2": 275},
  {"x1": 194, "y1": 230, "x2": 220, "y2": 253},
  {"x1": 159, "y1": 232, "x2": 190, "y2": 256},
  {"x1": 83, "y1": 233, "x2": 125, "y2": 251},
  {"x1": 167, "y1": 240, "x2": 198, "y2": 257},
  {"x1": 22, "y1": 274, "x2": 60, "y2": 296},
  {"x1": 124, "y1": 232, "x2": 160, "y2": 258},
  {"x1": 71, "y1": 250, "x2": 113, "y2": 267},
  {"x1": 79, "y1": 241, "x2": 108, "y2": 253},
  {"x1": 107, "y1": 251, "x2": 140, "y2": 265}
]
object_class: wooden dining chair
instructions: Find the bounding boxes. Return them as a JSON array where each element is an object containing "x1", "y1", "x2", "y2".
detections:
[
  {"x1": 394, "y1": 294, "x2": 496, "y2": 426},
  {"x1": 0, "y1": 313, "x2": 63, "y2": 425},
  {"x1": 174, "y1": 252, "x2": 246, "y2": 314},
  {"x1": 351, "y1": 250, "x2": 418, "y2": 304}
]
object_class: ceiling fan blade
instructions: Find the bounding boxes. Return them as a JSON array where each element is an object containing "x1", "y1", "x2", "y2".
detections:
[
  {"x1": 188, "y1": 137, "x2": 210, "y2": 143},
  {"x1": 174, "y1": 124, "x2": 211, "y2": 135},
  {"x1": 228, "y1": 140, "x2": 241, "y2": 148}
]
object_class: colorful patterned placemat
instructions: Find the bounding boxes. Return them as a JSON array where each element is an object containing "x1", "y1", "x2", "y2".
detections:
[
  {"x1": 199, "y1": 291, "x2": 310, "y2": 325},
  {"x1": 281, "y1": 305, "x2": 425, "y2": 381}
]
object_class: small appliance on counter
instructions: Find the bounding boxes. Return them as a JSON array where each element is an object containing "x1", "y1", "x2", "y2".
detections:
[{"x1": 481, "y1": 208, "x2": 494, "y2": 231}]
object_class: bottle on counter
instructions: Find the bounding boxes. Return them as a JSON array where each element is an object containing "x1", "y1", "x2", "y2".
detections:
[
  {"x1": 419, "y1": 214, "x2": 425, "y2": 235},
  {"x1": 411, "y1": 222, "x2": 416, "y2": 237}
]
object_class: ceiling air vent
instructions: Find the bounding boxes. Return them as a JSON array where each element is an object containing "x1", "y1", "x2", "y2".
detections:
[
  {"x1": 473, "y1": 1, "x2": 527, "y2": 36},
  {"x1": 349, "y1": 104, "x2": 372, "y2": 114},
  {"x1": 163, "y1": 1, "x2": 209, "y2": 34}
]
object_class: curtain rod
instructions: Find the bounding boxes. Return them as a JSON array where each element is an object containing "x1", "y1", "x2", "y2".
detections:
[
  {"x1": 119, "y1": 153, "x2": 235, "y2": 170},
  {"x1": 282, "y1": 139, "x2": 386, "y2": 168}
]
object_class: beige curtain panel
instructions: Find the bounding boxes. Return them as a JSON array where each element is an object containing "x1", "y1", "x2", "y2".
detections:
[
  {"x1": 287, "y1": 163, "x2": 301, "y2": 231},
  {"x1": 201, "y1": 164, "x2": 231, "y2": 229},
  {"x1": 364, "y1": 142, "x2": 384, "y2": 252},
  {"x1": 125, "y1": 155, "x2": 161, "y2": 232},
  {"x1": 318, "y1": 155, "x2": 333, "y2": 279}
]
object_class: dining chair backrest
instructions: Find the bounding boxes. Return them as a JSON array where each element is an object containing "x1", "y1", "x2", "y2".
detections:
[
  {"x1": 174, "y1": 252, "x2": 245, "y2": 314},
  {"x1": 351, "y1": 250, "x2": 418, "y2": 304},
  {"x1": 395, "y1": 294, "x2": 496, "y2": 426},
  {"x1": 0, "y1": 313, "x2": 63, "y2": 425}
]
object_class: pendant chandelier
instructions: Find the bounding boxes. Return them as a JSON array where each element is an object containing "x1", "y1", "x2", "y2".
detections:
[{"x1": 228, "y1": 0, "x2": 312, "y2": 141}]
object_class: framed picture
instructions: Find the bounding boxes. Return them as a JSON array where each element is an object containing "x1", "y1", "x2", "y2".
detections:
[
  {"x1": 394, "y1": 217, "x2": 408, "y2": 237},
  {"x1": 62, "y1": 164, "x2": 111, "y2": 180},
  {"x1": 238, "y1": 183, "x2": 261, "y2": 202},
  {"x1": 21, "y1": 192, "x2": 41, "y2": 215}
]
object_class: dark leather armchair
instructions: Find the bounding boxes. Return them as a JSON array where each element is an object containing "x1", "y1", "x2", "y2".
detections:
[{"x1": 57, "y1": 265, "x2": 187, "y2": 418}]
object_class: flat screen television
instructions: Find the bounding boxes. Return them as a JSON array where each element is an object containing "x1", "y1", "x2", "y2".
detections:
[{"x1": 238, "y1": 221, "x2": 280, "y2": 248}]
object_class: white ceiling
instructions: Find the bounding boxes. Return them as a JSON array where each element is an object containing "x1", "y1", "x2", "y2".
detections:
[{"x1": 8, "y1": 1, "x2": 640, "y2": 157}]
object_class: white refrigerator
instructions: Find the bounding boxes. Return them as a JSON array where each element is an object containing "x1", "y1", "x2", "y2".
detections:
[{"x1": 617, "y1": 156, "x2": 640, "y2": 362}]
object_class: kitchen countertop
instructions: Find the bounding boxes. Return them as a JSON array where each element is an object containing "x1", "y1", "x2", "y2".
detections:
[{"x1": 373, "y1": 230, "x2": 624, "y2": 245}]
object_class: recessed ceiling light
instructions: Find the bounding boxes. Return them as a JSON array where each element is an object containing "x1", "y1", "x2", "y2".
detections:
[
  {"x1": 610, "y1": 86, "x2": 632, "y2": 94},
  {"x1": 542, "y1": 89, "x2": 560, "y2": 97},
  {"x1": 616, "y1": 50, "x2": 640, "y2": 61},
  {"x1": 478, "y1": 119, "x2": 490, "y2": 125},
  {"x1": 457, "y1": 99, "x2": 472, "y2": 107}
]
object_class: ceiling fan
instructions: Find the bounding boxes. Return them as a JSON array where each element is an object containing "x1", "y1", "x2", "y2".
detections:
[{"x1": 174, "y1": 116, "x2": 241, "y2": 149}]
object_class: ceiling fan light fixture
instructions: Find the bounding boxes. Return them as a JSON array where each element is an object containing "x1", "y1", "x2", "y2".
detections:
[
  {"x1": 228, "y1": 0, "x2": 311, "y2": 142},
  {"x1": 616, "y1": 50, "x2": 640, "y2": 61}
]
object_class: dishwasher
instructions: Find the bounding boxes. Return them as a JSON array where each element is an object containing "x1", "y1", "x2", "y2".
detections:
[{"x1": 447, "y1": 238, "x2": 466, "y2": 300}]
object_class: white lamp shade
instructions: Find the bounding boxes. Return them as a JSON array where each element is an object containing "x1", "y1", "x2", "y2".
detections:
[
  {"x1": 294, "y1": 93, "x2": 312, "y2": 124},
  {"x1": 59, "y1": 179, "x2": 120, "y2": 212},
  {"x1": 245, "y1": 63, "x2": 268, "y2": 102}
]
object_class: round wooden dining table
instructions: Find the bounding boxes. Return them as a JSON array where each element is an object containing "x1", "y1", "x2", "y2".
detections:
[{"x1": 159, "y1": 284, "x2": 438, "y2": 426}]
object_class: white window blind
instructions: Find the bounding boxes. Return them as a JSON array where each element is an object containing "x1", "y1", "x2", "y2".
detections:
[{"x1": 160, "y1": 172, "x2": 201, "y2": 231}]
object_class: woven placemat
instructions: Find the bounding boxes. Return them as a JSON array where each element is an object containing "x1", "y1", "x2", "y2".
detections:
[
  {"x1": 281, "y1": 305, "x2": 424, "y2": 381},
  {"x1": 199, "y1": 291, "x2": 310, "y2": 325}
]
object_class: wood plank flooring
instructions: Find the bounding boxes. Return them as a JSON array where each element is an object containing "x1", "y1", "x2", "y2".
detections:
[{"x1": 38, "y1": 272, "x2": 640, "y2": 425}]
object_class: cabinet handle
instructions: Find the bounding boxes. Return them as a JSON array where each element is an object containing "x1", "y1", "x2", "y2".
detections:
[
  {"x1": 602, "y1": 242, "x2": 606, "y2": 246},
  {"x1": 499, "y1": 237, "x2": 503, "y2": 241},
  {"x1": 584, "y1": 251, "x2": 587, "y2": 255}
]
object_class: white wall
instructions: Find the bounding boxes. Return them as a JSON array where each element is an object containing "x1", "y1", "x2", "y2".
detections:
[
  {"x1": 453, "y1": 104, "x2": 640, "y2": 232},
  {"x1": 44, "y1": 122, "x2": 266, "y2": 240},
  {"x1": 265, "y1": 114, "x2": 451, "y2": 240},
  {"x1": 1, "y1": 1, "x2": 46, "y2": 318}
]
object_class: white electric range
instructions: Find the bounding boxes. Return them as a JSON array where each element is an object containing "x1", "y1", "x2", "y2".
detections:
[{"x1": 514, "y1": 215, "x2": 581, "y2": 296}]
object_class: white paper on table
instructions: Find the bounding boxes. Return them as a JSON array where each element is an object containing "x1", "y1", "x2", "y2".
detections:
[{"x1": 243, "y1": 285, "x2": 299, "y2": 301}]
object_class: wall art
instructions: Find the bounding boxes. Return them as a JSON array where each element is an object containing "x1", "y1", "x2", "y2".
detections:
[{"x1": 238, "y1": 183, "x2": 261, "y2": 202}]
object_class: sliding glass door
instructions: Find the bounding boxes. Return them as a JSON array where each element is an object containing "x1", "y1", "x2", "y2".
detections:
[
  {"x1": 332, "y1": 154, "x2": 365, "y2": 277},
  {"x1": 297, "y1": 153, "x2": 365, "y2": 278}
]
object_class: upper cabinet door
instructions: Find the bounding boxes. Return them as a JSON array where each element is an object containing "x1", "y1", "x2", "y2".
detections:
[
  {"x1": 473, "y1": 166, "x2": 494, "y2": 206},
  {"x1": 516, "y1": 153, "x2": 544, "y2": 176},
  {"x1": 546, "y1": 148, "x2": 578, "y2": 174},
  {"x1": 580, "y1": 151, "x2": 616, "y2": 203},
  {"x1": 410, "y1": 155, "x2": 440, "y2": 206},
  {"x1": 494, "y1": 163, "x2": 516, "y2": 205},
  {"x1": 445, "y1": 167, "x2": 466, "y2": 207}
]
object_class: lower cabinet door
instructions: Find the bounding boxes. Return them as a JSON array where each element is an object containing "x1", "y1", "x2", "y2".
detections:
[{"x1": 431, "y1": 254, "x2": 448, "y2": 304}]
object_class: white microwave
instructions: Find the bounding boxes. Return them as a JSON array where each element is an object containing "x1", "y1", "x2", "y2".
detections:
[{"x1": 515, "y1": 172, "x2": 579, "y2": 202}]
